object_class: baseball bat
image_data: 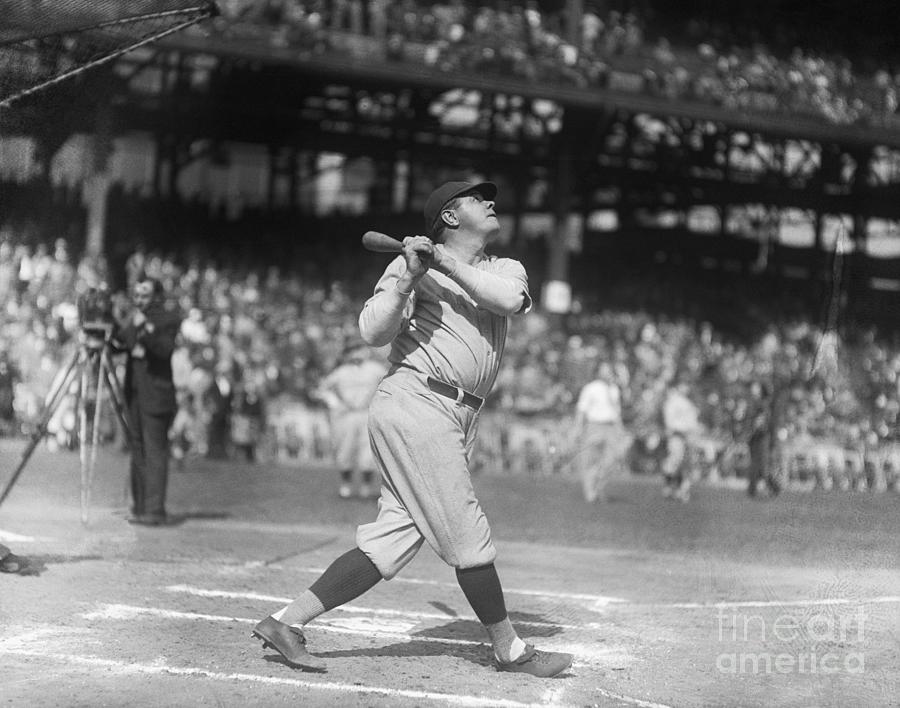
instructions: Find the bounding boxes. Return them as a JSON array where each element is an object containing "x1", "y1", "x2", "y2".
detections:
[{"x1": 362, "y1": 230, "x2": 403, "y2": 253}]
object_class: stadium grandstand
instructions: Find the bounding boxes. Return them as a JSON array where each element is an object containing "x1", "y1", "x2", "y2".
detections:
[{"x1": 2, "y1": 0, "x2": 900, "y2": 494}]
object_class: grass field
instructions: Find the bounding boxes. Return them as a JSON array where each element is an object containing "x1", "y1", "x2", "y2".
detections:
[{"x1": 1, "y1": 441, "x2": 898, "y2": 707}]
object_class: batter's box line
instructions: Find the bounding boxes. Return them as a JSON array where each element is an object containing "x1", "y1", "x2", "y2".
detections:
[
  {"x1": 594, "y1": 687, "x2": 673, "y2": 708},
  {"x1": 638, "y1": 596, "x2": 900, "y2": 610},
  {"x1": 79, "y1": 603, "x2": 627, "y2": 666},
  {"x1": 164, "y1": 584, "x2": 607, "y2": 632},
  {"x1": 167, "y1": 580, "x2": 900, "y2": 612},
  {"x1": 196, "y1": 568, "x2": 628, "y2": 606},
  {"x1": 0, "y1": 646, "x2": 672, "y2": 708},
  {"x1": 0, "y1": 648, "x2": 573, "y2": 708},
  {"x1": 0, "y1": 626, "x2": 79, "y2": 650}
]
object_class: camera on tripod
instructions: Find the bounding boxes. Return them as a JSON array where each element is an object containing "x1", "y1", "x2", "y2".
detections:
[
  {"x1": 76, "y1": 286, "x2": 115, "y2": 347},
  {"x1": 2, "y1": 283, "x2": 131, "y2": 522}
]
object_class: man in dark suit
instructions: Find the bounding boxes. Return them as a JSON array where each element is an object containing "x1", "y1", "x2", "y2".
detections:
[
  {"x1": 117, "y1": 276, "x2": 181, "y2": 525},
  {"x1": 746, "y1": 381, "x2": 782, "y2": 498}
]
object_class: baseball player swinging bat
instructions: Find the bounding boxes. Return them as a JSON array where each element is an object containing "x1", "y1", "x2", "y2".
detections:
[
  {"x1": 250, "y1": 181, "x2": 573, "y2": 679},
  {"x1": 362, "y1": 231, "x2": 404, "y2": 253}
]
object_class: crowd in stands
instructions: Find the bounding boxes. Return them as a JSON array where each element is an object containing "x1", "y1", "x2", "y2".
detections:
[
  {"x1": 487, "y1": 276, "x2": 900, "y2": 492},
  {"x1": 195, "y1": 1, "x2": 900, "y2": 129},
  {"x1": 2, "y1": 224, "x2": 900, "y2": 493},
  {"x1": 0, "y1": 228, "x2": 369, "y2": 463}
]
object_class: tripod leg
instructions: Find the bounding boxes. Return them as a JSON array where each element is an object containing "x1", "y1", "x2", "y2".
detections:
[
  {"x1": 78, "y1": 354, "x2": 94, "y2": 524},
  {"x1": 101, "y1": 348, "x2": 130, "y2": 439},
  {"x1": 99, "y1": 348, "x2": 133, "y2": 510},
  {"x1": 0, "y1": 348, "x2": 81, "y2": 508},
  {"x1": 82, "y1": 353, "x2": 107, "y2": 526}
]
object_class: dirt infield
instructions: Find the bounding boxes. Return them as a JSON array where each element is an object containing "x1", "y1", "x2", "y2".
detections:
[{"x1": 1, "y1": 441, "x2": 898, "y2": 707}]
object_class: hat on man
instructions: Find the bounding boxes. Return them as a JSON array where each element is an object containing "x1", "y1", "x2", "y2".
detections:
[{"x1": 423, "y1": 181, "x2": 497, "y2": 237}]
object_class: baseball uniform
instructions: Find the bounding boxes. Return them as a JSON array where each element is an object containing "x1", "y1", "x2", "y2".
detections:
[
  {"x1": 355, "y1": 254, "x2": 531, "y2": 579},
  {"x1": 251, "y1": 183, "x2": 573, "y2": 679},
  {"x1": 320, "y1": 357, "x2": 387, "y2": 477},
  {"x1": 661, "y1": 385, "x2": 700, "y2": 501},
  {"x1": 574, "y1": 376, "x2": 629, "y2": 502}
]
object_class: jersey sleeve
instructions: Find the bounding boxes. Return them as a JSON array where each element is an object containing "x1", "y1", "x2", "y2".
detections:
[
  {"x1": 359, "y1": 256, "x2": 416, "y2": 346},
  {"x1": 487, "y1": 257, "x2": 532, "y2": 315}
]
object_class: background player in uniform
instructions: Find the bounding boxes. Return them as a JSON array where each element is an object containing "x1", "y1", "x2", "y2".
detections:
[
  {"x1": 660, "y1": 376, "x2": 701, "y2": 502},
  {"x1": 318, "y1": 337, "x2": 387, "y2": 499},
  {"x1": 573, "y1": 361, "x2": 629, "y2": 503},
  {"x1": 251, "y1": 180, "x2": 574, "y2": 678}
]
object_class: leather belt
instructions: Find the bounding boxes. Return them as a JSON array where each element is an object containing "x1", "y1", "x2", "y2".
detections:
[{"x1": 426, "y1": 377, "x2": 484, "y2": 410}]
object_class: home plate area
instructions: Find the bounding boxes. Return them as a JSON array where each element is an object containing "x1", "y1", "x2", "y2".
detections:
[
  {"x1": 1, "y1": 571, "x2": 656, "y2": 708},
  {"x1": 4, "y1": 553, "x2": 896, "y2": 708},
  {"x1": 1, "y1": 449, "x2": 898, "y2": 707}
]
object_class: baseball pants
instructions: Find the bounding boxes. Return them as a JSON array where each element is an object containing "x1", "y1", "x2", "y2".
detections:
[
  {"x1": 578, "y1": 421, "x2": 629, "y2": 502},
  {"x1": 356, "y1": 369, "x2": 496, "y2": 580},
  {"x1": 331, "y1": 409, "x2": 375, "y2": 472}
]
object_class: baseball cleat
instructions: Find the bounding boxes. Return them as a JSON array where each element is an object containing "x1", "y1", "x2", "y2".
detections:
[
  {"x1": 495, "y1": 645, "x2": 574, "y2": 678},
  {"x1": 251, "y1": 616, "x2": 325, "y2": 670}
]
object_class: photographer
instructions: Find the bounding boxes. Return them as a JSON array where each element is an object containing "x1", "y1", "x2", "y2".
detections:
[{"x1": 115, "y1": 276, "x2": 181, "y2": 526}]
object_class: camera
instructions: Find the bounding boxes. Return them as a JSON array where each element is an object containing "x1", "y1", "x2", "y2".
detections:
[{"x1": 76, "y1": 286, "x2": 115, "y2": 345}]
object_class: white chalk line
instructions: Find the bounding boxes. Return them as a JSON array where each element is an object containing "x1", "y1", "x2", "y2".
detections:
[
  {"x1": 644, "y1": 596, "x2": 900, "y2": 609},
  {"x1": 0, "y1": 641, "x2": 667, "y2": 708},
  {"x1": 288, "y1": 567, "x2": 625, "y2": 605},
  {"x1": 541, "y1": 684, "x2": 567, "y2": 706},
  {"x1": 249, "y1": 567, "x2": 900, "y2": 610},
  {"x1": 82, "y1": 603, "x2": 481, "y2": 644},
  {"x1": 594, "y1": 687, "x2": 673, "y2": 708},
  {"x1": 2, "y1": 623, "x2": 658, "y2": 708},
  {"x1": 79, "y1": 603, "x2": 628, "y2": 664},
  {"x1": 0, "y1": 626, "x2": 76, "y2": 650},
  {"x1": 164, "y1": 584, "x2": 599, "y2": 631},
  {"x1": 0, "y1": 648, "x2": 556, "y2": 708},
  {"x1": 165, "y1": 581, "x2": 900, "y2": 614},
  {"x1": 188, "y1": 519, "x2": 340, "y2": 536}
]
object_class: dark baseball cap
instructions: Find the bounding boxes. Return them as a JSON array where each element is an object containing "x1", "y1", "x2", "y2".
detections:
[{"x1": 423, "y1": 180, "x2": 497, "y2": 237}]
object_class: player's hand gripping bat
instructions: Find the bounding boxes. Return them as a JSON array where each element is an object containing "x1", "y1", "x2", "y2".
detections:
[{"x1": 362, "y1": 232, "x2": 440, "y2": 279}]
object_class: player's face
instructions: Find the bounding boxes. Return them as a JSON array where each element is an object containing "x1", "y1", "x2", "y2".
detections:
[{"x1": 455, "y1": 192, "x2": 499, "y2": 239}]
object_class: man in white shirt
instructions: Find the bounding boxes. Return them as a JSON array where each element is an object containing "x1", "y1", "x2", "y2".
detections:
[{"x1": 574, "y1": 362, "x2": 629, "y2": 502}]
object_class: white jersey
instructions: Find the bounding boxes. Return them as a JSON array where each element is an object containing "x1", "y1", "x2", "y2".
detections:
[
  {"x1": 663, "y1": 389, "x2": 700, "y2": 434},
  {"x1": 359, "y1": 255, "x2": 530, "y2": 397},
  {"x1": 320, "y1": 359, "x2": 387, "y2": 412},
  {"x1": 575, "y1": 379, "x2": 622, "y2": 424}
]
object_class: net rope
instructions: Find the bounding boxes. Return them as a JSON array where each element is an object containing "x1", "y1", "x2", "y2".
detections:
[{"x1": 0, "y1": 0, "x2": 218, "y2": 107}]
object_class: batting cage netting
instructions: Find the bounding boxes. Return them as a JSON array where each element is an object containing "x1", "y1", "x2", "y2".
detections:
[{"x1": 0, "y1": 0, "x2": 218, "y2": 108}]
